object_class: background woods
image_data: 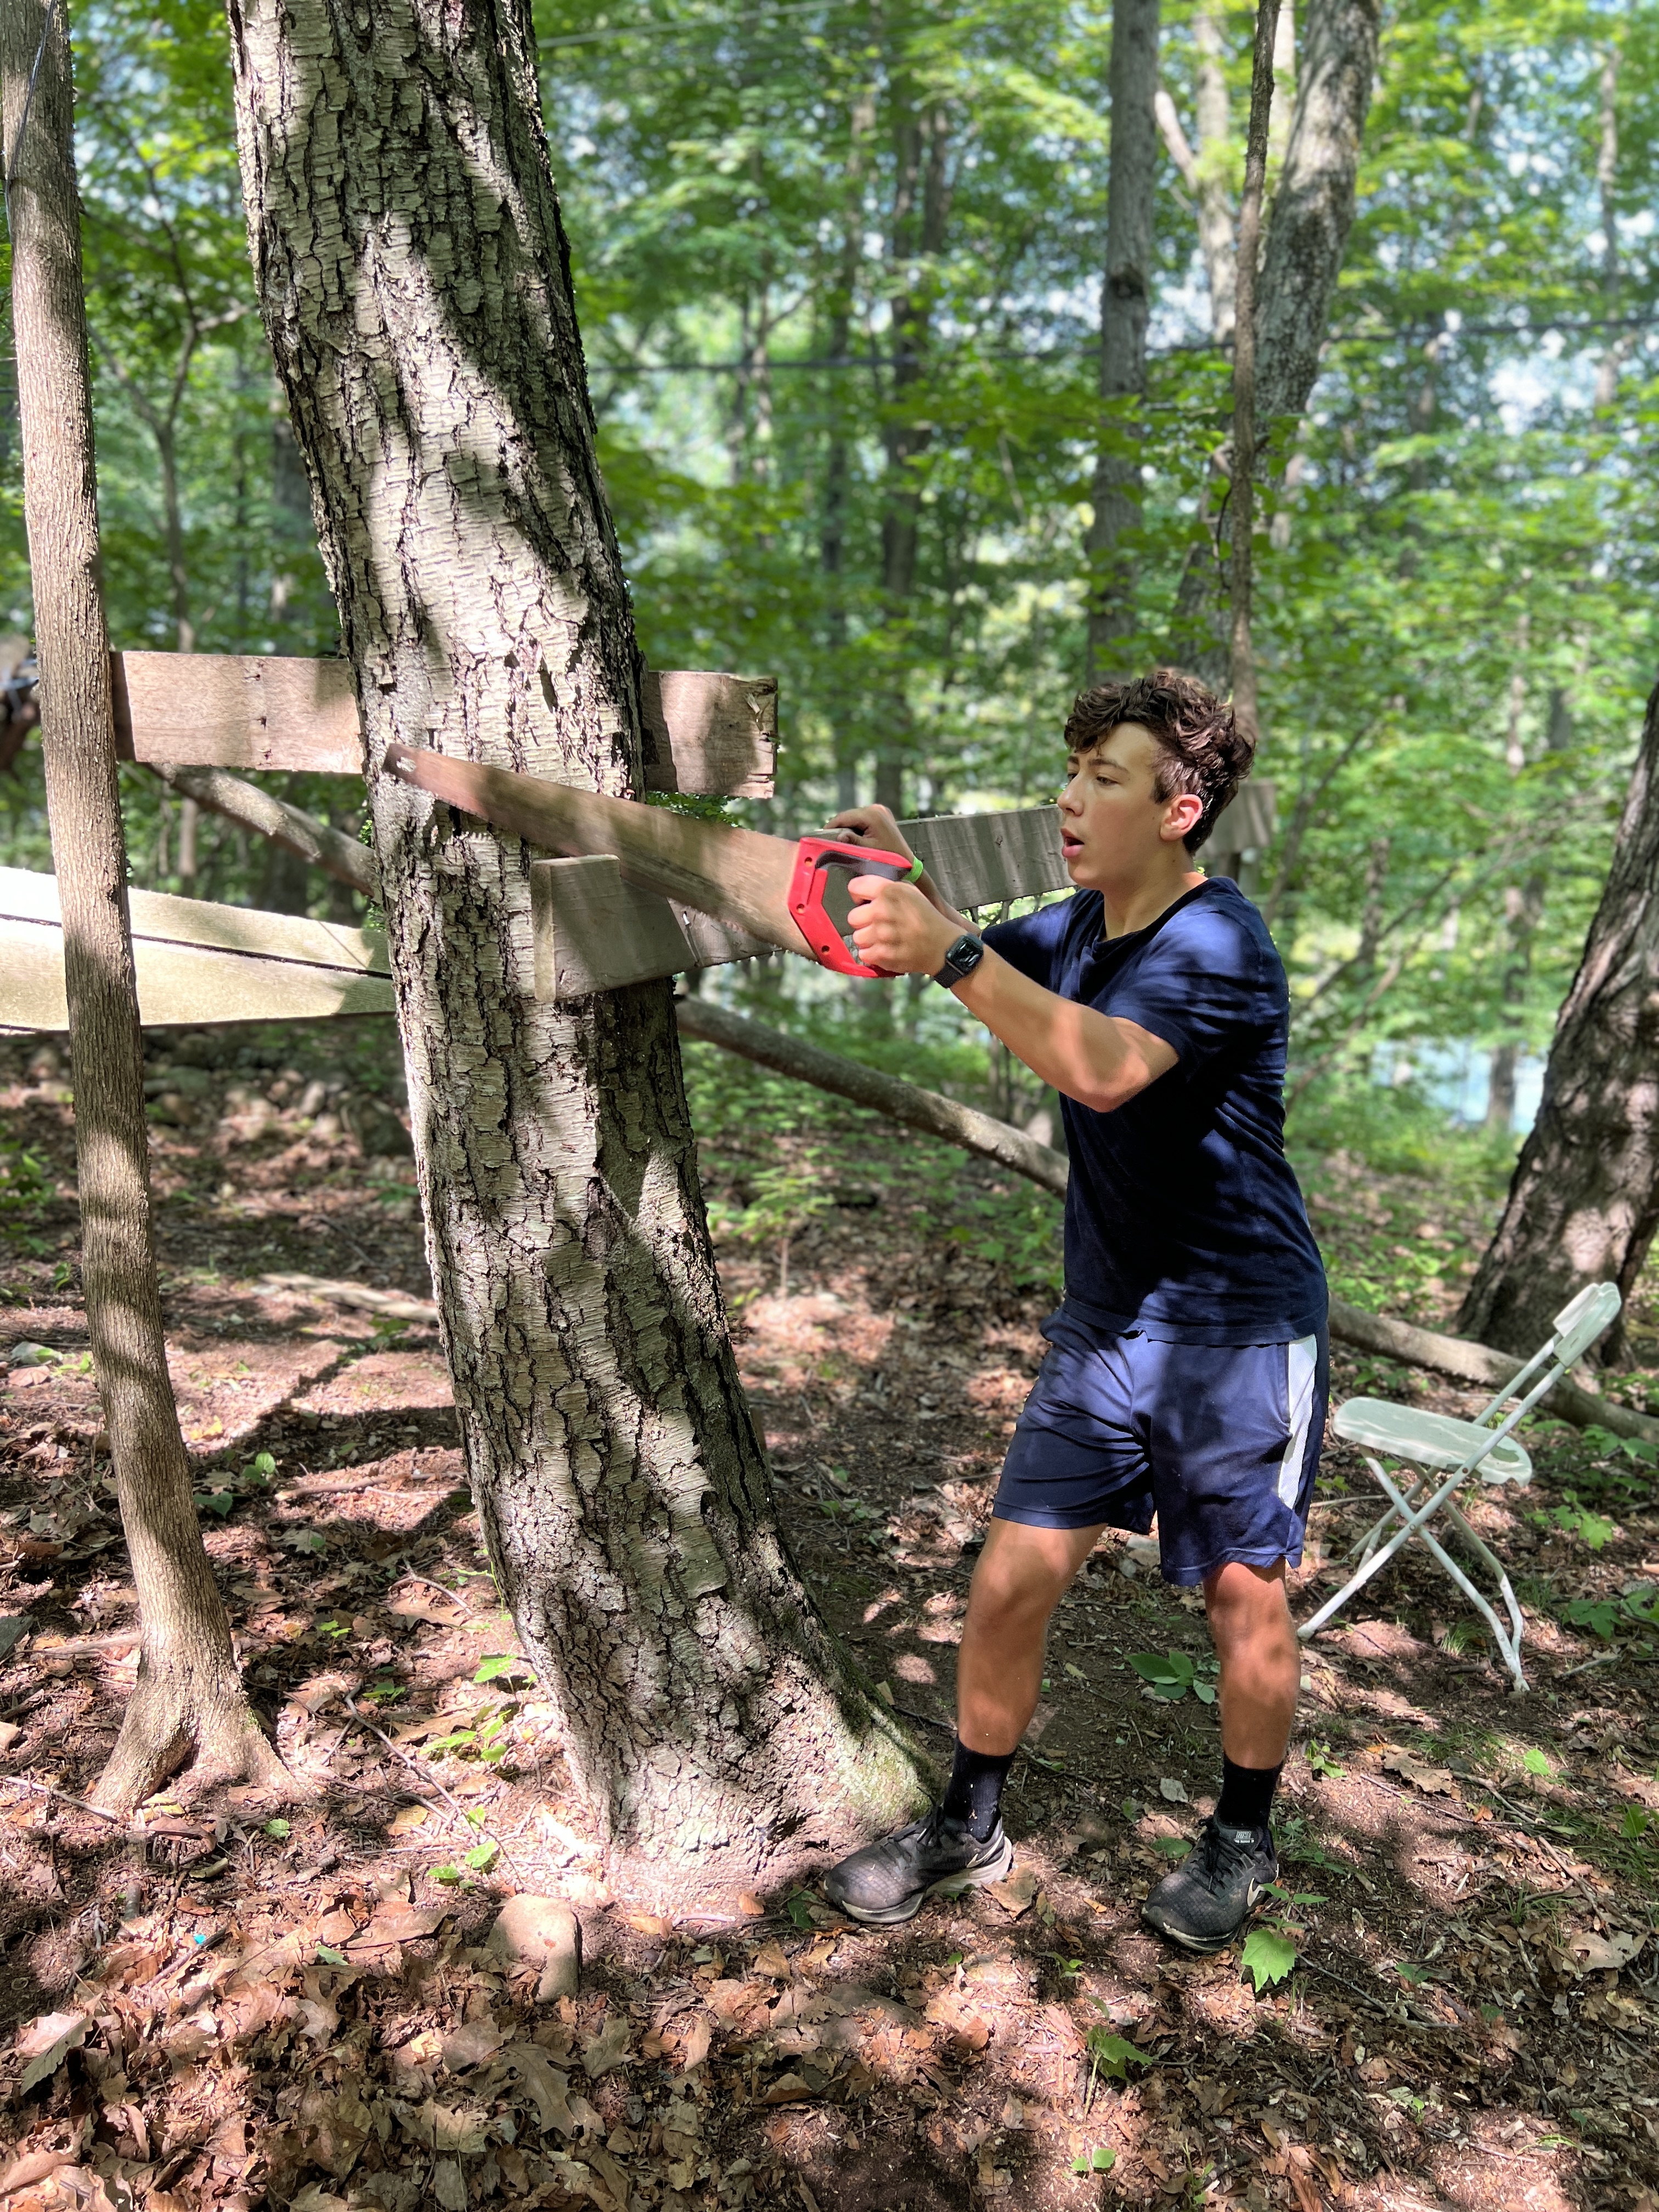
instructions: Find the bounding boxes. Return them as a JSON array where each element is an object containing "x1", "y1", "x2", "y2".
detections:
[{"x1": 2, "y1": 5, "x2": 1659, "y2": 2210}]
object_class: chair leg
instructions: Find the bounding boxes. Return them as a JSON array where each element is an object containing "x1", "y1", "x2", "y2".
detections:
[
  {"x1": 1438, "y1": 1500, "x2": 1528, "y2": 1678},
  {"x1": 1412, "y1": 1517, "x2": 1528, "y2": 1692},
  {"x1": 1298, "y1": 1456, "x2": 1419, "y2": 1641},
  {"x1": 1349, "y1": 1472, "x2": 1433, "y2": 1565},
  {"x1": 1299, "y1": 1457, "x2": 1529, "y2": 1690}
]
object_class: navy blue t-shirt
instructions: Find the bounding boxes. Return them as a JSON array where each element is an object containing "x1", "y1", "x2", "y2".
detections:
[{"x1": 984, "y1": 877, "x2": 1326, "y2": 1345}]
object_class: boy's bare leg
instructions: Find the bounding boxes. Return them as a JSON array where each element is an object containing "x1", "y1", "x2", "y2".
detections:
[
  {"x1": 956, "y1": 1517, "x2": 1107, "y2": 1753},
  {"x1": 1201, "y1": 1559, "x2": 1299, "y2": 1769}
]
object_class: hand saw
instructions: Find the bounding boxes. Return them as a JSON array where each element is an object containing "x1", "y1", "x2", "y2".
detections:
[{"x1": 383, "y1": 746, "x2": 921, "y2": 979}]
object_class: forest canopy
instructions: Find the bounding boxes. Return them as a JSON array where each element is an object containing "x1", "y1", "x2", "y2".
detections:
[{"x1": 0, "y1": 0, "x2": 1655, "y2": 1142}]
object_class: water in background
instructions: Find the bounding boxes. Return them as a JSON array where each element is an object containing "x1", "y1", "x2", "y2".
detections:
[{"x1": 1370, "y1": 1043, "x2": 1546, "y2": 1134}]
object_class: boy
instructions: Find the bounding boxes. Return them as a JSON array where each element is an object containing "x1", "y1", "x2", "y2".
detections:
[{"x1": 819, "y1": 670, "x2": 1327, "y2": 1953}]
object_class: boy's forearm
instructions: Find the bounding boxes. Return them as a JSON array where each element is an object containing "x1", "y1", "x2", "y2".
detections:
[{"x1": 950, "y1": 947, "x2": 1163, "y2": 1112}]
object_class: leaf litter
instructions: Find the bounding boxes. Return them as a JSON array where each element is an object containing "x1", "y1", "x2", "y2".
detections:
[{"x1": 2, "y1": 1031, "x2": 1659, "y2": 2206}]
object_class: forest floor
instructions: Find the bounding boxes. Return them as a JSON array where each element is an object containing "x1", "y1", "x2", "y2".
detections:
[{"x1": 1, "y1": 1017, "x2": 1658, "y2": 2212}]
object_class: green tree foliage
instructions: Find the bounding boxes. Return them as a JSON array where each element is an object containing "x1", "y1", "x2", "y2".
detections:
[{"x1": 0, "y1": 0, "x2": 1655, "y2": 1122}]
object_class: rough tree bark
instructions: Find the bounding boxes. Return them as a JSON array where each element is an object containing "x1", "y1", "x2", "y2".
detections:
[
  {"x1": 1085, "y1": 0, "x2": 1160, "y2": 675},
  {"x1": 1459, "y1": 680, "x2": 1659, "y2": 1368},
  {"x1": 226, "y1": 0, "x2": 922, "y2": 1864},
  {"x1": 3, "y1": 0, "x2": 286, "y2": 1812},
  {"x1": 873, "y1": 75, "x2": 950, "y2": 815},
  {"x1": 1226, "y1": 0, "x2": 1278, "y2": 745},
  {"x1": 1165, "y1": 0, "x2": 1379, "y2": 683}
]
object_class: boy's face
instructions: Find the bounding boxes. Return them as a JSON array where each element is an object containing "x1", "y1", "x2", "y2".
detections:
[{"x1": 1058, "y1": 722, "x2": 1201, "y2": 887}]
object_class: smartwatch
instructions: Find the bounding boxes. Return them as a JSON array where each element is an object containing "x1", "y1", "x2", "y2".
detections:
[{"x1": 932, "y1": 933, "x2": 986, "y2": 989}]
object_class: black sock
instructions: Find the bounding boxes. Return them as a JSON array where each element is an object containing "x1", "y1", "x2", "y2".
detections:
[
  {"x1": 941, "y1": 1739, "x2": 1015, "y2": 1841},
  {"x1": 1216, "y1": 1756, "x2": 1282, "y2": 1835}
]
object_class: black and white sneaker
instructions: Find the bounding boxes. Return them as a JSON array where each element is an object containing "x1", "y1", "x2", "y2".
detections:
[
  {"x1": 822, "y1": 1807, "x2": 1014, "y2": 1927},
  {"x1": 1141, "y1": 1817, "x2": 1277, "y2": 1954}
]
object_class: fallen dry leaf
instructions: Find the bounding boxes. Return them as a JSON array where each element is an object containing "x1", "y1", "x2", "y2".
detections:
[
  {"x1": 441, "y1": 2018, "x2": 506, "y2": 2070},
  {"x1": 986, "y1": 1866, "x2": 1040, "y2": 1917},
  {"x1": 678, "y1": 2015, "x2": 712, "y2": 2071},
  {"x1": 499, "y1": 2044, "x2": 575, "y2": 2134},
  {"x1": 760, "y1": 2070, "x2": 814, "y2": 2104},
  {"x1": 752, "y1": 1939, "x2": 792, "y2": 1980},
  {"x1": 1158, "y1": 1776, "x2": 1189, "y2": 1803},
  {"x1": 386, "y1": 1803, "x2": 430, "y2": 1835},
  {"x1": 737, "y1": 1891, "x2": 767, "y2": 1917},
  {"x1": 582, "y1": 2012, "x2": 633, "y2": 2078},
  {"x1": 1567, "y1": 1927, "x2": 1644, "y2": 1973},
  {"x1": 1381, "y1": 1749, "x2": 1456, "y2": 1795}
]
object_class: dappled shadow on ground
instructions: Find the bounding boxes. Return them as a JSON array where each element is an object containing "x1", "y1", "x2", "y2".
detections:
[{"x1": 1, "y1": 1036, "x2": 1658, "y2": 2208}]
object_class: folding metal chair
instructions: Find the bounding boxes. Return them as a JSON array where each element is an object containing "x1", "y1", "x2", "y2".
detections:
[{"x1": 1297, "y1": 1282, "x2": 1622, "y2": 1692}]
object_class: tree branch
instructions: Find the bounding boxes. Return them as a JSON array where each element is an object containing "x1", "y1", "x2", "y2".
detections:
[{"x1": 150, "y1": 763, "x2": 379, "y2": 899}]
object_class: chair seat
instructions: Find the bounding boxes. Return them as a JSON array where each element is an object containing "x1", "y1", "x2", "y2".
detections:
[{"x1": 1333, "y1": 1397, "x2": 1533, "y2": 1486}]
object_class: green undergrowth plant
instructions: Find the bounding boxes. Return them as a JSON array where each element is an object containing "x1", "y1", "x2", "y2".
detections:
[{"x1": 1127, "y1": 1649, "x2": 1219, "y2": 1703}]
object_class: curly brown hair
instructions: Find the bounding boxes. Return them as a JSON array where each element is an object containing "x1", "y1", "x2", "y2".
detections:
[{"x1": 1063, "y1": 669, "x2": 1255, "y2": 854}]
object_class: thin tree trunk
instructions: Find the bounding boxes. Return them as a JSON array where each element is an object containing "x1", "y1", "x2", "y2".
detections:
[
  {"x1": 1164, "y1": 0, "x2": 1378, "y2": 682},
  {"x1": 1227, "y1": 0, "x2": 1278, "y2": 743},
  {"x1": 825, "y1": 90, "x2": 873, "y2": 810},
  {"x1": 1459, "y1": 680, "x2": 1659, "y2": 1366},
  {"x1": 227, "y1": 0, "x2": 922, "y2": 1865},
  {"x1": 1085, "y1": 0, "x2": 1160, "y2": 676},
  {"x1": 3, "y1": 0, "x2": 285, "y2": 1813},
  {"x1": 874, "y1": 84, "x2": 950, "y2": 815},
  {"x1": 1593, "y1": 41, "x2": 1628, "y2": 414}
]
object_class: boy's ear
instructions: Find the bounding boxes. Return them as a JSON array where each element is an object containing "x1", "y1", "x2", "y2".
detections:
[{"x1": 1162, "y1": 792, "x2": 1204, "y2": 843}]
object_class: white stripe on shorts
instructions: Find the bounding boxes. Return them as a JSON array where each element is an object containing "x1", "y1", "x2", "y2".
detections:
[{"x1": 1277, "y1": 1335, "x2": 1319, "y2": 1508}]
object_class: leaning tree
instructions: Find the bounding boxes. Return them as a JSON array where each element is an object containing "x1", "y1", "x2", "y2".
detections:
[
  {"x1": 224, "y1": 0, "x2": 921, "y2": 1865},
  {"x1": 1459, "y1": 679, "x2": 1659, "y2": 1366},
  {"x1": 3, "y1": 0, "x2": 286, "y2": 1809}
]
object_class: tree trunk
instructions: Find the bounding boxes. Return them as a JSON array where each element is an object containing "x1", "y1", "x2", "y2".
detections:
[
  {"x1": 227, "y1": 0, "x2": 923, "y2": 1865},
  {"x1": 1459, "y1": 679, "x2": 1659, "y2": 1366},
  {"x1": 1085, "y1": 0, "x2": 1160, "y2": 675},
  {"x1": 1164, "y1": 0, "x2": 1378, "y2": 682},
  {"x1": 1227, "y1": 0, "x2": 1278, "y2": 747},
  {"x1": 1253, "y1": 0, "x2": 1380, "y2": 431},
  {"x1": 3, "y1": 0, "x2": 286, "y2": 1814},
  {"x1": 874, "y1": 80, "x2": 950, "y2": 816}
]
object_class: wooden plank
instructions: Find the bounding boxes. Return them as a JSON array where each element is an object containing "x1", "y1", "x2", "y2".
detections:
[
  {"x1": 905, "y1": 808, "x2": 1068, "y2": 910},
  {"x1": 385, "y1": 743, "x2": 811, "y2": 956},
  {"x1": 0, "y1": 868, "x2": 392, "y2": 1032},
  {"x1": 532, "y1": 856, "x2": 771, "y2": 1001},
  {"x1": 531, "y1": 808, "x2": 1067, "y2": 1001},
  {"x1": 639, "y1": 669, "x2": 777, "y2": 799},
  {"x1": 111, "y1": 652, "x2": 778, "y2": 798},
  {"x1": 112, "y1": 651, "x2": 363, "y2": 774}
]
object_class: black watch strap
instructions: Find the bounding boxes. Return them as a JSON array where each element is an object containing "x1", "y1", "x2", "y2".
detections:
[{"x1": 932, "y1": 933, "x2": 986, "y2": 989}]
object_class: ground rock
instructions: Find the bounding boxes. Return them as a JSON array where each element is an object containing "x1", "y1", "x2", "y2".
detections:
[{"x1": 485, "y1": 1894, "x2": 582, "y2": 2001}]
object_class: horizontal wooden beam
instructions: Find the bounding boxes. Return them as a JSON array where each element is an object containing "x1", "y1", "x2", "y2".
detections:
[
  {"x1": 109, "y1": 652, "x2": 777, "y2": 798},
  {"x1": 531, "y1": 782, "x2": 1277, "y2": 1001},
  {"x1": 0, "y1": 867, "x2": 393, "y2": 1032}
]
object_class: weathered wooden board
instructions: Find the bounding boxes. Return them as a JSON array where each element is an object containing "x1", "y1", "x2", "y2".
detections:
[
  {"x1": 532, "y1": 856, "x2": 772, "y2": 1002},
  {"x1": 906, "y1": 808, "x2": 1068, "y2": 909},
  {"x1": 640, "y1": 669, "x2": 777, "y2": 800},
  {"x1": 531, "y1": 783, "x2": 1278, "y2": 1001},
  {"x1": 110, "y1": 652, "x2": 778, "y2": 798},
  {"x1": 113, "y1": 652, "x2": 363, "y2": 774},
  {"x1": 531, "y1": 806, "x2": 1066, "y2": 1000},
  {"x1": 386, "y1": 743, "x2": 811, "y2": 956},
  {"x1": 0, "y1": 867, "x2": 393, "y2": 1033}
]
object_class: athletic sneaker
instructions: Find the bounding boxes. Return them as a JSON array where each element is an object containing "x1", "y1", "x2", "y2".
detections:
[
  {"x1": 1141, "y1": 1816, "x2": 1277, "y2": 1953},
  {"x1": 822, "y1": 1807, "x2": 1014, "y2": 1927}
]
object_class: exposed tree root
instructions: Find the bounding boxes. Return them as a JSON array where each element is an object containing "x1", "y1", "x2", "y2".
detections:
[{"x1": 92, "y1": 1655, "x2": 298, "y2": 1816}]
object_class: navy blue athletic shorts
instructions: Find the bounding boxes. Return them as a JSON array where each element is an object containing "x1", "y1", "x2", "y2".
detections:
[{"x1": 993, "y1": 1305, "x2": 1329, "y2": 1587}]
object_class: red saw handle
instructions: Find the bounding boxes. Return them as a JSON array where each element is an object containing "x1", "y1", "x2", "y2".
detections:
[{"x1": 787, "y1": 836, "x2": 923, "y2": 979}]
